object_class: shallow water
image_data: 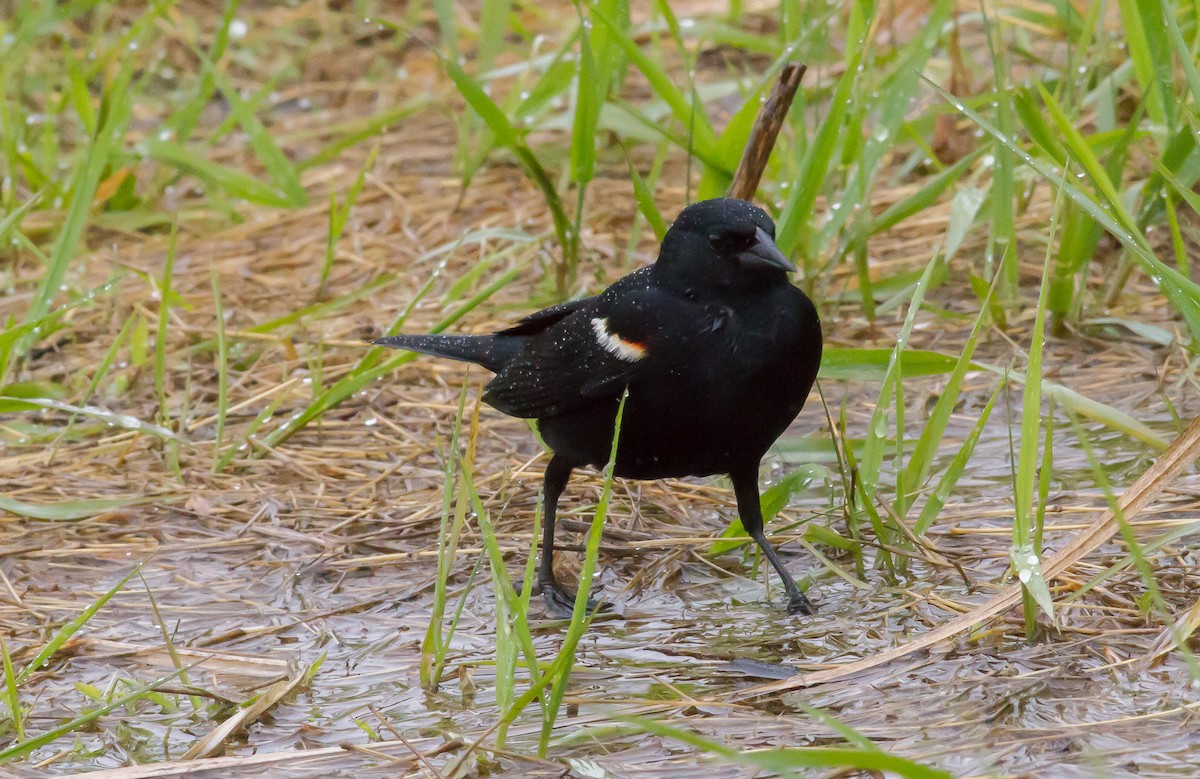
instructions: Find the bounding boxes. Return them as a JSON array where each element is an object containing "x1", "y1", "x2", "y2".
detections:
[{"x1": 3, "y1": 318, "x2": 1200, "y2": 778}]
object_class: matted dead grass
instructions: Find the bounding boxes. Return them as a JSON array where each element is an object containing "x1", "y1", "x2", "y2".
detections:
[{"x1": 3, "y1": 2, "x2": 1200, "y2": 777}]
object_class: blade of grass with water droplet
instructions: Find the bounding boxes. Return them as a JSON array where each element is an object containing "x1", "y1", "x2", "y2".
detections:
[
  {"x1": 588, "y1": 1, "x2": 716, "y2": 161},
  {"x1": 914, "y1": 383, "x2": 1001, "y2": 535},
  {"x1": 775, "y1": 23, "x2": 865, "y2": 260},
  {"x1": 857, "y1": 253, "x2": 944, "y2": 558},
  {"x1": 868, "y1": 145, "x2": 987, "y2": 235},
  {"x1": 463, "y1": 462, "x2": 546, "y2": 708},
  {"x1": 167, "y1": 0, "x2": 239, "y2": 142},
  {"x1": 1013, "y1": 184, "x2": 1063, "y2": 632},
  {"x1": 21, "y1": 7, "x2": 158, "y2": 332},
  {"x1": 898, "y1": 272, "x2": 995, "y2": 520},
  {"x1": 430, "y1": 36, "x2": 573, "y2": 285},
  {"x1": 143, "y1": 139, "x2": 297, "y2": 208},
  {"x1": 16, "y1": 398, "x2": 184, "y2": 443},
  {"x1": 925, "y1": 77, "x2": 1200, "y2": 344},
  {"x1": 979, "y1": 5, "x2": 1018, "y2": 303}
]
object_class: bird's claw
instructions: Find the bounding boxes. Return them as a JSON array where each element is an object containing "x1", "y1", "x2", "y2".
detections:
[
  {"x1": 787, "y1": 592, "x2": 815, "y2": 616},
  {"x1": 543, "y1": 584, "x2": 605, "y2": 619}
]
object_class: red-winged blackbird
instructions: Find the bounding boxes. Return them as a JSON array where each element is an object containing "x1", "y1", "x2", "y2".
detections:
[{"x1": 374, "y1": 198, "x2": 823, "y2": 617}]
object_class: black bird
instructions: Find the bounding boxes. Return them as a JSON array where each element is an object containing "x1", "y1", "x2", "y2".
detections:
[{"x1": 374, "y1": 198, "x2": 823, "y2": 617}]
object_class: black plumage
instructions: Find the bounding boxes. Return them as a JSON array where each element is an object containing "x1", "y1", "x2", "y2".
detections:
[{"x1": 374, "y1": 198, "x2": 823, "y2": 617}]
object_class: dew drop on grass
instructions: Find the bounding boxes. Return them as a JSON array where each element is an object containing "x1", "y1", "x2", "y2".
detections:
[
  {"x1": 1018, "y1": 568, "x2": 1032, "y2": 583},
  {"x1": 1026, "y1": 553, "x2": 1039, "y2": 566},
  {"x1": 229, "y1": 19, "x2": 248, "y2": 39}
]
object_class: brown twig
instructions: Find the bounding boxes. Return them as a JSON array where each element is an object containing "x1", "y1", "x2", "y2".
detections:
[{"x1": 727, "y1": 63, "x2": 808, "y2": 202}]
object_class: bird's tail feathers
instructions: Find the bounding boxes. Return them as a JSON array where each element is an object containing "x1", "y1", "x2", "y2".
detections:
[{"x1": 370, "y1": 334, "x2": 515, "y2": 373}]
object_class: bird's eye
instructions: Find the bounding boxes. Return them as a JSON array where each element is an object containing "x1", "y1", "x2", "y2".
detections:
[{"x1": 708, "y1": 231, "x2": 751, "y2": 254}]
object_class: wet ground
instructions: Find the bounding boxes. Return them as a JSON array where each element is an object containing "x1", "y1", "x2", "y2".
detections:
[{"x1": 4, "y1": 303, "x2": 1200, "y2": 777}]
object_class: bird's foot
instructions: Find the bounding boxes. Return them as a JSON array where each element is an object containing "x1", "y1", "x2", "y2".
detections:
[
  {"x1": 787, "y1": 591, "x2": 815, "y2": 616},
  {"x1": 515, "y1": 580, "x2": 543, "y2": 598},
  {"x1": 543, "y1": 584, "x2": 605, "y2": 619}
]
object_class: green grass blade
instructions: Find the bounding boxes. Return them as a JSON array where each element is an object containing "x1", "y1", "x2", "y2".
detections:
[
  {"x1": 258, "y1": 263, "x2": 521, "y2": 452},
  {"x1": 423, "y1": 380, "x2": 470, "y2": 689},
  {"x1": 0, "y1": 663, "x2": 195, "y2": 763},
  {"x1": 154, "y1": 223, "x2": 177, "y2": 425},
  {"x1": 898, "y1": 274, "x2": 995, "y2": 518},
  {"x1": 144, "y1": 139, "x2": 297, "y2": 207},
  {"x1": 613, "y1": 716, "x2": 952, "y2": 779},
  {"x1": 1116, "y1": 0, "x2": 1166, "y2": 127},
  {"x1": 15, "y1": 398, "x2": 184, "y2": 442},
  {"x1": 0, "y1": 636, "x2": 22, "y2": 740},
  {"x1": 167, "y1": 0, "x2": 239, "y2": 142},
  {"x1": 588, "y1": 1, "x2": 717, "y2": 160},
  {"x1": 925, "y1": 77, "x2": 1200, "y2": 344},
  {"x1": 775, "y1": 29, "x2": 866, "y2": 258},
  {"x1": 0, "y1": 495, "x2": 165, "y2": 522},
  {"x1": 210, "y1": 269, "x2": 228, "y2": 469},
  {"x1": 623, "y1": 145, "x2": 668, "y2": 241},
  {"x1": 914, "y1": 383, "x2": 1001, "y2": 535},
  {"x1": 16, "y1": 564, "x2": 142, "y2": 685},
  {"x1": 21, "y1": 7, "x2": 157, "y2": 329},
  {"x1": 869, "y1": 145, "x2": 987, "y2": 234},
  {"x1": 1012, "y1": 185, "x2": 1063, "y2": 629},
  {"x1": 539, "y1": 390, "x2": 626, "y2": 755}
]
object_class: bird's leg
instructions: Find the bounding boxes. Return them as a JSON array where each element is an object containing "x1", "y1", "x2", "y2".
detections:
[
  {"x1": 537, "y1": 455, "x2": 602, "y2": 618},
  {"x1": 731, "y1": 468, "x2": 815, "y2": 615}
]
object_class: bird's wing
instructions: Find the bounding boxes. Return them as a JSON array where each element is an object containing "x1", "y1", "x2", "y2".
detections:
[
  {"x1": 495, "y1": 297, "x2": 594, "y2": 336},
  {"x1": 483, "y1": 278, "x2": 671, "y2": 418}
]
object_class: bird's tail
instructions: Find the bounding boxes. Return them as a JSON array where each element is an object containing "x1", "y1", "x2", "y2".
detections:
[{"x1": 371, "y1": 334, "x2": 517, "y2": 373}]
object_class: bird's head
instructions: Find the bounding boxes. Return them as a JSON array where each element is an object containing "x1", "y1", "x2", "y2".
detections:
[{"x1": 653, "y1": 198, "x2": 794, "y2": 295}]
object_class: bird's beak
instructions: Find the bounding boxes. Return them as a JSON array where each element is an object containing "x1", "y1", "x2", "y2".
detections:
[{"x1": 738, "y1": 227, "x2": 795, "y2": 273}]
